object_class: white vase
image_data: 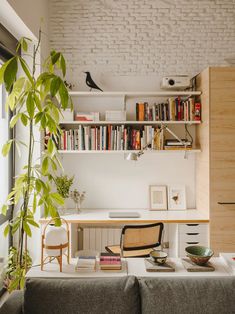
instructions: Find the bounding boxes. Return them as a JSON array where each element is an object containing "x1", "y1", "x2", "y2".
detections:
[{"x1": 45, "y1": 225, "x2": 68, "y2": 256}]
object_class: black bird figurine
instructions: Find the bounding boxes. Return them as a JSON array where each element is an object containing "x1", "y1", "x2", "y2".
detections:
[{"x1": 84, "y1": 72, "x2": 103, "y2": 92}]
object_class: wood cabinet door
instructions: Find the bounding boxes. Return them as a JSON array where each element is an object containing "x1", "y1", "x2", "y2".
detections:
[{"x1": 210, "y1": 67, "x2": 235, "y2": 254}]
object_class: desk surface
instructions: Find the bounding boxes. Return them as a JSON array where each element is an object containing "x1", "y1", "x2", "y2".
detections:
[
  {"x1": 39, "y1": 209, "x2": 209, "y2": 224},
  {"x1": 26, "y1": 257, "x2": 230, "y2": 278},
  {"x1": 26, "y1": 259, "x2": 127, "y2": 278}
]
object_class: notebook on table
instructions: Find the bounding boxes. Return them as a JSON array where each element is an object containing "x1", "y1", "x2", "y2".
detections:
[{"x1": 109, "y1": 212, "x2": 141, "y2": 218}]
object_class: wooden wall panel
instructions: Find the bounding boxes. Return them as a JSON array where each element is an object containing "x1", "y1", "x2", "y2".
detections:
[
  {"x1": 195, "y1": 68, "x2": 210, "y2": 215},
  {"x1": 210, "y1": 67, "x2": 235, "y2": 254}
]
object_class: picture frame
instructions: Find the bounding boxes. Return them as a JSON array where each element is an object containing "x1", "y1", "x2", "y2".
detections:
[
  {"x1": 149, "y1": 185, "x2": 167, "y2": 211},
  {"x1": 168, "y1": 185, "x2": 186, "y2": 210}
]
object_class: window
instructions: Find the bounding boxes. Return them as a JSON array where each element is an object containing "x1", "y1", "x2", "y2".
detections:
[{"x1": 0, "y1": 23, "x2": 17, "y2": 294}]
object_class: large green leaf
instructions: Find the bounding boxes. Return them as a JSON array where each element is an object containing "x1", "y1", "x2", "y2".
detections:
[
  {"x1": 51, "y1": 52, "x2": 60, "y2": 65},
  {"x1": 4, "y1": 57, "x2": 18, "y2": 92},
  {"x1": 19, "y1": 58, "x2": 33, "y2": 85},
  {"x1": 59, "y1": 83, "x2": 69, "y2": 110},
  {"x1": 50, "y1": 192, "x2": 64, "y2": 205},
  {"x1": 2, "y1": 140, "x2": 13, "y2": 157},
  {"x1": 1, "y1": 204, "x2": 8, "y2": 215},
  {"x1": 42, "y1": 157, "x2": 49, "y2": 175},
  {"x1": 47, "y1": 138, "x2": 54, "y2": 154},
  {"x1": 34, "y1": 94, "x2": 42, "y2": 111},
  {"x1": 23, "y1": 221, "x2": 32, "y2": 237},
  {"x1": 3, "y1": 224, "x2": 10, "y2": 237},
  {"x1": 10, "y1": 113, "x2": 22, "y2": 128},
  {"x1": 13, "y1": 77, "x2": 25, "y2": 94},
  {"x1": 50, "y1": 77, "x2": 61, "y2": 97},
  {"x1": 21, "y1": 113, "x2": 28, "y2": 126},
  {"x1": 60, "y1": 54, "x2": 66, "y2": 77},
  {"x1": 26, "y1": 219, "x2": 39, "y2": 228},
  {"x1": 0, "y1": 59, "x2": 11, "y2": 84}
]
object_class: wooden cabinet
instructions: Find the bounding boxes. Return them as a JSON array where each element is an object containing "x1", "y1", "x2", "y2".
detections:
[{"x1": 196, "y1": 67, "x2": 235, "y2": 254}]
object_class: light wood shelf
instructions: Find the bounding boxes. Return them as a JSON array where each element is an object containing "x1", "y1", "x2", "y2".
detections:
[
  {"x1": 69, "y1": 91, "x2": 202, "y2": 97},
  {"x1": 59, "y1": 120, "x2": 201, "y2": 126},
  {"x1": 58, "y1": 149, "x2": 201, "y2": 154}
]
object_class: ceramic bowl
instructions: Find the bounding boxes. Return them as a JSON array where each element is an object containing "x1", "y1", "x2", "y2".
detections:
[
  {"x1": 185, "y1": 245, "x2": 214, "y2": 266},
  {"x1": 150, "y1": 250, "x2": 168, "y2": 264}
]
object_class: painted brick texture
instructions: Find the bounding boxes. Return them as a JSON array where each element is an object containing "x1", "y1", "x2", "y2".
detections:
[{"x1": 49, "y1": 0, "x2": 235, "y2": 86}]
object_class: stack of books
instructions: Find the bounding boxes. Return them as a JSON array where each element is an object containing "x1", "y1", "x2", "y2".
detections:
[
  {"x1": 75, "y1": 255, "x2": 96, "y2": 272},
  {"x1": 99, "y1": 253, "x2": 122, "y2": 270},
  {"x1": 136, "y1": 98, "x2": 201, "y2": 121},
  {"x1": 164, "y1": 139, "x2": 192, "y2": 150}
]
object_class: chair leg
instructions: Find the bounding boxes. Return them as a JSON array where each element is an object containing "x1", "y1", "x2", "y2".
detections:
[{"x1": 41, "y1": 238, "x2": 44, "y2": 271}]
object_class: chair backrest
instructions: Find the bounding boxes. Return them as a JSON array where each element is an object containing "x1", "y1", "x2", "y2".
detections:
[{"x1": 121, "y1": 222, "x2": 164, "y2": 252}]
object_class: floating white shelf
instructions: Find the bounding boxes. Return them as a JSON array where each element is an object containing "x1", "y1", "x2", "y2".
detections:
[
  {"x1": 69, "y1": 91, "x2": 201, "y2": 97},
  {"x1": 59, "y1": 120, "x2": 201, "y2": 126},
  {"x1": 58, "y1": 149, "x2": 201, "y2": 154}
]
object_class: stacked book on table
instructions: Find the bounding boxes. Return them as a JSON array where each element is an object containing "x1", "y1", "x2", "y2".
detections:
[
  {"x1": 75, "y1": 255, "x2": 96, "y2": 272},
  {"x1": 99, "y1": 253, "x2": 122, "y2": 270}
]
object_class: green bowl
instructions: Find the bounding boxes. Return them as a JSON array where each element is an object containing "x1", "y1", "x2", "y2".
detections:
[{"x1": 185, "y1": 246, "x2": 214, "y2": 266}]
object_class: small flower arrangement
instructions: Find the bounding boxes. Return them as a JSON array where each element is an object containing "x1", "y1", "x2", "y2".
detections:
[{"x1": 70, "y1": 189, "x2": 86, "y2": 213}]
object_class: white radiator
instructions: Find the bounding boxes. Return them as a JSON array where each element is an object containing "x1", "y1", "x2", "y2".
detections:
[{"x1": 83, "y1": 228, "x2": 122, "y2": 251}]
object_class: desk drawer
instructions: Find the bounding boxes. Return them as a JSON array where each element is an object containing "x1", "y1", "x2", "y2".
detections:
[
  {"x1": 179, "y1": 233, "x2": 208, "y2": 243},
  {"x1": 178, "y1": 223, "x2": 208, "y2": 234},
  {"x1": 179, "y1": 239, "x2": 209, "y2": 257}
]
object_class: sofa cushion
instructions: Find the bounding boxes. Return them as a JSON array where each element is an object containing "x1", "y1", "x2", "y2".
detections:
[
  {"x1": 0, "y1": 291, "x2": 23, "y2": 314},
  {"x1": 24, "y1": 276, "x2": 140, "y2": 314},
  {"x1": 139, "y1": 276, "x2": 235, "y2": 314}
]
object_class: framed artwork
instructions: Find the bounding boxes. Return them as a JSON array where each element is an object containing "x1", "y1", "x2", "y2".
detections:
[
  {"x1": 168, "y1": 185, "x2": 186, "y2": 210},
  {"x1": 149, "y1": 185, "x2": 167, "y2": 211}
]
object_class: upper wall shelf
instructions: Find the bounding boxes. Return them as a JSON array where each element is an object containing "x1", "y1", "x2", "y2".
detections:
[
  {"x1": 68, "y1": 91, "x2": 202, "y2": 97},
  {"x1": 59, "y1": 120, "x2": 201, "y2": 126}
]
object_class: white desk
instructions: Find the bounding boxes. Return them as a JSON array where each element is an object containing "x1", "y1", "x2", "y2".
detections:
[
  {"x1": 26, "y1": 257, "x2": 230, "y2": 279},
  {"x1": 39, "y1": 209, "x2": 209, "y2": 258},
  {"x1": 40, "y1": 209, "x2": 209, "y2": 224}
]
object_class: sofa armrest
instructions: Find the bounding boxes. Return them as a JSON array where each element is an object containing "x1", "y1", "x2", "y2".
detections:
[{"x1": 0, "y1": 290, "x2": 23, "y2": 314}]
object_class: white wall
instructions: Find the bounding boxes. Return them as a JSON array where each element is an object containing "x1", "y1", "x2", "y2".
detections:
[
  {"x1": 49, "y1": 0, "x2": 235, "y2": 90},
  {"x1": 7, "y1": 0, "x2": 49, "y2": 59},
  {"x1": 48, "y1": 0, "x2": 232, "y2": 211},
  {"x1": 61, "y1": 95, "x2": 197, "y2": 210}
]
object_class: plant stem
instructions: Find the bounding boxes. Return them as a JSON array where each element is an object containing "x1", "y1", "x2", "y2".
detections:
[
  {"x1": 18, "y1": 119, "x2": 33, "y2": 268},
  {"x1": 18, "y1": 29, "x2": 41, "y2": 271}
]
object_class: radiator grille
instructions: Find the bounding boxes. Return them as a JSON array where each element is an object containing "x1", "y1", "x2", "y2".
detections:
[{"x1": 83, "y1": 228, "x2": 122, "y2": 251}]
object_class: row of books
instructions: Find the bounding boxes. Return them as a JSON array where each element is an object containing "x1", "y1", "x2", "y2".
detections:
[
  {"x1": 75, "y1": 253, "x2": 122, "y2": 272},
  {"x1": 58, "y1": 125, "x2": 165, "y2": 151},
  {"x1": 136, "y1": 98, "x2": 201, "y2": 121}
]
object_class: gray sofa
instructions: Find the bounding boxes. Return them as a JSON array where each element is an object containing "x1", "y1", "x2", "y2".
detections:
[{"x1": 1, "y1": 276, "x2": 235, "y2": 314}]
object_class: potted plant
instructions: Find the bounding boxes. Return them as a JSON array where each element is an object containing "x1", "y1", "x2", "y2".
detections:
[
  {"x1": 0, "y1": 30, "x2": 72, "y2": 291},
  {"x1": 55, "y1": 175, "x2": 74, "y2": 212}
]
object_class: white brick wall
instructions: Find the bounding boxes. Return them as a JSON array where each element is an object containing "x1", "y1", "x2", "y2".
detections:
[{"x1": 49, "y1": 0, "x2": 235, "y2": 88}]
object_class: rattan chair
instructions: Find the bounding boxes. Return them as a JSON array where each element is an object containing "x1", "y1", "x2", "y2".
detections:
[{"x1": 105, "y1": 222, "x2": 164, "y2": 258}]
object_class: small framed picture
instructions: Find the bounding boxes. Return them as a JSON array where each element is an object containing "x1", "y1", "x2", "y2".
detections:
[
  {"x1": 149, "y1": 185, "x2": 167, "y2": 211},
  {"x1": 168, "y1": 185, "x2": 186, "y2": 210}
]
